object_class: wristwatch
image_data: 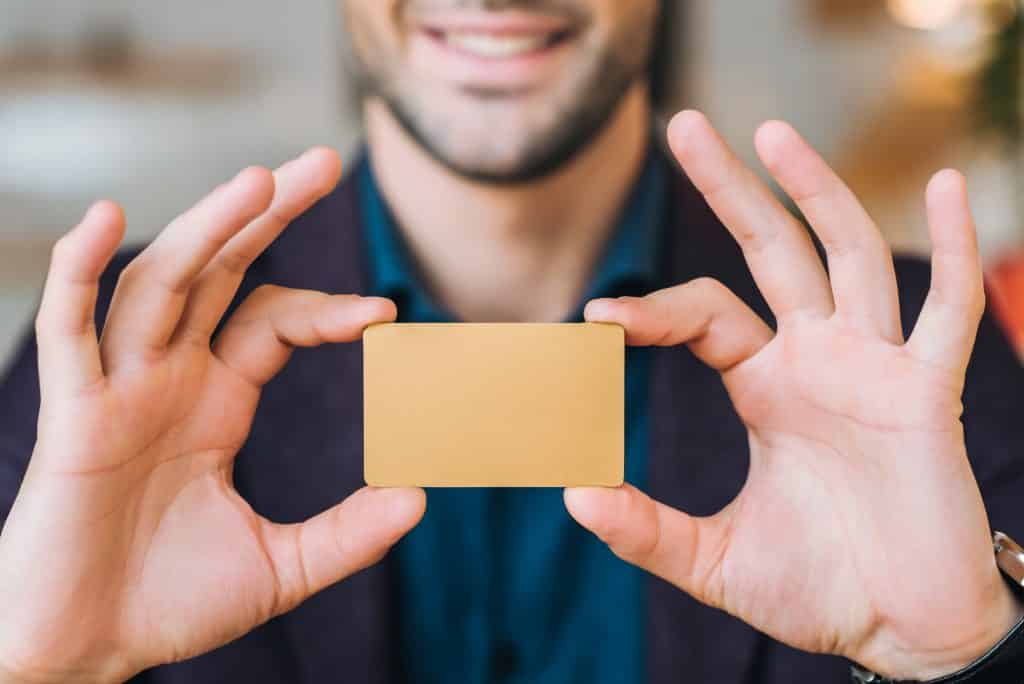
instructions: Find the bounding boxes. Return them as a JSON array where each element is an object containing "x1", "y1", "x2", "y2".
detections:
[{"x1": 851, "y1": 531, "x2": 1024, "y2": 684}]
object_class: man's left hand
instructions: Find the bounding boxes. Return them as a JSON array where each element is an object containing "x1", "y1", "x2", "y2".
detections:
[{"x1": 568, "y1": 111, "x2": 1022, "y2": 681}]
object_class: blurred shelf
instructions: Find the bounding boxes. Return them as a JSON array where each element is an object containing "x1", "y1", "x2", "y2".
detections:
[
  {"x1": 809, "y1": 0, "x2": 885, "y2": 28},
  {"x1": 0, "y1": 47, "x2": 247, "y2": 96}
]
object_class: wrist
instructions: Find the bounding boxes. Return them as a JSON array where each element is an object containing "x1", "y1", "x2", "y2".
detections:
[
  {"x1": 0, "y1": 646, "x2": 126, "y2": 684},
  {"x1": 0, "y1": 663, "x2": 123, "y2": 684},
  {"x1": 878, "y1": 580, "x2": 1024, "y2": 681}
]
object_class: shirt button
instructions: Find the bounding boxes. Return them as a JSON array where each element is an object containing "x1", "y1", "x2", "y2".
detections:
[{"x1": 491, "y1": 640, "x2": 521, "y2": 679}]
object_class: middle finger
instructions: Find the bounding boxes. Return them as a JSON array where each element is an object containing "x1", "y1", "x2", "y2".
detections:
[
  {"x1": 667, "y1": 111, "x2": 835, "y2": 322},
  {"x1": 99, "y1": 167, "x2": 274, "y2": 365},
  {"x1": 173, "y1": 147, "x2": 344, "y2": 343}
]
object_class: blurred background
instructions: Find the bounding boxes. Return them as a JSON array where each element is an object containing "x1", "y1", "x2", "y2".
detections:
[{"x1": 1, "y1": 0, "x2": 1022, "y2": 364}]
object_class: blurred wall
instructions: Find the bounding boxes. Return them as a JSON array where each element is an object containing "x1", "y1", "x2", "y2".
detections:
[
  {"x1": 1, "y1": 1, "x2": 1017, "y2": 362},
  {"x1": 1, "y1": 0, "x2": 361, "y2": 361},
  {"x1": 688, "y1": 1, "x2": 905, "y2": 168}
]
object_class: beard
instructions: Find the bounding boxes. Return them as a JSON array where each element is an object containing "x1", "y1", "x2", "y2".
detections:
[{"x1": 346, "y1": 0, "x2": 655, "y2": 185}]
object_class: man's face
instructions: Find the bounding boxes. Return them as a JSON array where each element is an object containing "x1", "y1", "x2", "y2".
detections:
[{"x1": 344, "y1": 0, "x2": 659, "y2": 183}]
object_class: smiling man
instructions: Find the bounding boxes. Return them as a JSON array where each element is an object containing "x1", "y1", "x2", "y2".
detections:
[{"x1": 1, "y1": 2, "x2": 1024, "y2": 684}]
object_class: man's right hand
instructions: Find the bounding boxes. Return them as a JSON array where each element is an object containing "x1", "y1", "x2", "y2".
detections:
[{"x1": 0, "y1": 149, "x2": 426, "y2": 684}]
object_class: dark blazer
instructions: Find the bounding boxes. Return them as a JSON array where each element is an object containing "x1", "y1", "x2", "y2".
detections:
[{"x1": 2, "y1": 153, "x2": 1023, "y2": 684}]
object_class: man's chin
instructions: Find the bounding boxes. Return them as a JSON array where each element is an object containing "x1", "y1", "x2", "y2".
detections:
[
  {"x1": 421, "y1": 145, "x2": 588, "y2": 186},
  {"x1": 381, "y1": 94, "x2": 625, "y2": 186}
]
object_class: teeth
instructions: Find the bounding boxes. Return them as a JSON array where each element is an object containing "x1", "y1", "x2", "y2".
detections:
[{"x1": 444, "y1": 31, "x2": 549, "y2": 58}]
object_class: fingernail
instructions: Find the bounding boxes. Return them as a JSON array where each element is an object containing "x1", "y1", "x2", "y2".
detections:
[
  {"x1": 301, "y1": 147, "x2": 327, "y2": 161},
  {"x1": 585, "y1": 299, "x2": 613, "y2": 321},
  {"x1": 360, "y1": 297, "x2": 397, "y2": 319},
  {"x1": 231, "y1": 166, "x2": 266, "y2": 187},
  {"x1": 80, "y1": 202, "x2": 104, "y2": 225},
  {"x1": 372, "y1": 487, "x2": 426, "y2": 523},
  {"x1": 564, "y1": 487, "x2": 606, "y2": 527},
  {"x1": 81, "y1": 200, "x2": 119, "y2": 227}
]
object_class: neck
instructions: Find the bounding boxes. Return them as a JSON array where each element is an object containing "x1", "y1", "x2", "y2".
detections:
[{"x1": 364, "y1": 84, "x2": 651, "y2": 322}]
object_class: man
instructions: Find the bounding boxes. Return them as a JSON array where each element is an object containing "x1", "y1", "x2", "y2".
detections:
[{"x1": 1, "y1": 1, "x2": 1022, "y2": 683}]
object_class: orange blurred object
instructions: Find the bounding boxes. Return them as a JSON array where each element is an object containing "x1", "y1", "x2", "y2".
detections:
[{"x1": 988, "y1": 252, "x2": 1024, "y2": 358}]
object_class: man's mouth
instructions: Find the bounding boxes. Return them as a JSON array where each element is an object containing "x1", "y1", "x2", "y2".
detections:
[
  {"x1": 425, "y1": 28, "x2": 574, "y2": 60},
  {"x1": 407, "y1": 10, "x2": 581, "y2": 89},
  {"x1": 414, "y1": 10, "x2": 579, "y2": 58}
]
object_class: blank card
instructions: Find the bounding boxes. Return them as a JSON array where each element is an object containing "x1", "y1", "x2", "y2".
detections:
[{"x1": 363, "y1": 323, "x2": 624, "y2": 487}]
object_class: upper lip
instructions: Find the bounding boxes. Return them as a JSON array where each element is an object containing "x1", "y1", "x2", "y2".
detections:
[{"x1": 411, "y1": 9, "x2": 579, "y2": 36}]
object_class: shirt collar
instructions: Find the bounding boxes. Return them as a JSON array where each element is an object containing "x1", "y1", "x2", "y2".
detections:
[
  {"x1": 359, "y1": 141, "x2": 666, "y2": 323},
  {"x1": 577, "y1": 142, "x2": 666, "y2": 310}
]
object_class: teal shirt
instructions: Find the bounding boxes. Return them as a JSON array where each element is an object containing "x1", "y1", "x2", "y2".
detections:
[{"x1": 360, "y1": 149, "x2": 666, "y2": 683}]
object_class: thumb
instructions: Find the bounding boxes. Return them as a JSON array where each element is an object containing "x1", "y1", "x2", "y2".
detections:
[
  {"x1": 262, "y1": 486, "x2": 426, "y2": 614},
  {"x1": 564, "y1": 484, "x2": 732, "y2": 609}
]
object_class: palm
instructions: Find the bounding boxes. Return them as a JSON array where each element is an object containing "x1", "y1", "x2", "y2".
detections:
[
  {"x1": 719, "y1": 321, "x2": 993, "y2": 659},
  {"x1": 76, "y1": 344, "x2": 252, "y2": 472},
  {"x1": 44, "y1": 346, "x2": 271, "y2": 664},
  {"x1": 0, "y1": 151, "x2": 424, "y2": 683},
  {"x1": 571, "y1": 113, "x2": 1019, "y2": 681}
]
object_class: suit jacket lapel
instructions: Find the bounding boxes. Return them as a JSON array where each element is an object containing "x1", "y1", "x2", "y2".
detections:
[
  {"x1": 236, "y1": 152, "x2": 772, "y2": 684},
  {"x1": 647, "y1": 164, "x2": 767, "y2": 684},
  {"x1": 236, "y1": 160, "x2": 398, "y2": 684}
]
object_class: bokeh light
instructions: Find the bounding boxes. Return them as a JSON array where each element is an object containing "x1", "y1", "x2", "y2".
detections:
[{"x1": 887, "y1": 0, "x2": 968, "y2": 29}]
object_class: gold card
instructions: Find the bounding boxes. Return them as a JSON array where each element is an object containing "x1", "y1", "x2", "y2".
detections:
[{"x1": 363, "y1": 323, "x2": 624, "y2": 487}]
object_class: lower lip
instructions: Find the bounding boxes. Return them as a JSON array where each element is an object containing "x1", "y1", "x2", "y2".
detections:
[{"x1": 409, "y1": 29, "x2": 575, "y2": 91}]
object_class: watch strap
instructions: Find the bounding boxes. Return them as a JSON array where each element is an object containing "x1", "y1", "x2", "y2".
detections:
[{"x1": 850, "y1": 613, "x2": 1024, "y2": 684}]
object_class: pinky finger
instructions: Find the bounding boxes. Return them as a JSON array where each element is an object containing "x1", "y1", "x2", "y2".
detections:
[
  {"x1": 907, "y1": 170, "x2": 986, "y2": 373},
  {"x1": 36, "y1": 201, "x2": 125, "y2": 397}
]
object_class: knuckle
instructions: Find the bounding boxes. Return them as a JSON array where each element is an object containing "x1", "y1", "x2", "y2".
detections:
[
  {"x1": 862, "y1": 233, "x2": 893, "y2": 262},
  {"x1": 265, "y1": 204, "x2": 294, "y2": 231},
  {"x1": 249, "y1": 283, "x2": 285, "y2": 304},
  {"x1": 116, "y1": 258, "x2": 145, "y2": 287},
  {"x1": 819, "y1": 233, "x2": 854, "y2": 258},
  {"x1": 874, "y1": 234, "x2": 894, "y2": 261},
  {"x1": 175, "y1": 325, "x2": 211, "y2": 349},
  {"x1": 33, "y1": 311, "x2": 53, "y2": 337},
  {"x1": 34, "y1": 309, "x2": 89, "y2": 340},
  {"x1": 245, "y1": 164, "x2": 274, "y2": 184},
  {"x1": 691, "y1": 276, "x2": 722, "y2": 291},
  {"x1": 691, "y1": 276, "x2": 729, "y2": 300},
  {"x1": 333, "y1": 524, "x2": 365, "y2": 567},
  {"x1": 216, "y1": 249, "x2": 252, "y2": 275},
  {"x1": 624, "y1": 521, "x2": 660, "y2": 564},
  {"x1": 602, "y1": 491, "x2": 655, "y2": 562},
  {"x1": 49, "y1": 235, "x2": 74, "y2": 264}
]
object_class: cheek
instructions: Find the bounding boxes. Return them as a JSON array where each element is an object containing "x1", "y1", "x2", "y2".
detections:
[
  {"x1": 603, "y1": 1, "x2": 659, "y2": 60},
  {"x1": 345, "y1": 0, "x2": 404, "y2": 67}
]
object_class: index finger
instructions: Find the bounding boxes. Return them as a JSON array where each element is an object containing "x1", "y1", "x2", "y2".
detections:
[
  {"x1": 585, "y1": 278, "x2": 773, "y2": 373},
  {"x1": 212, "y1": 287, "x2": 397, "y2": 388},
  {"x1": 174, "y1": 148, "x2": 344, "y2": 342},
  {"x1": 99, "y1": 167, "x2": 275, "y2": 364},
  {"x1": 667, "y1": 112, "x2": 835, "y2": 322}
]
